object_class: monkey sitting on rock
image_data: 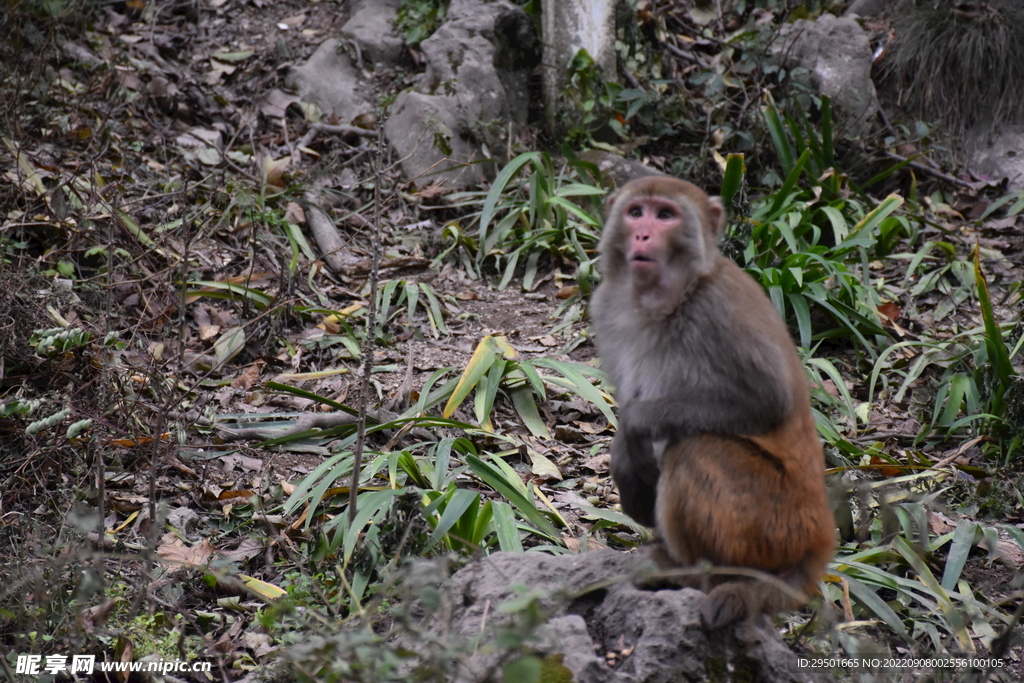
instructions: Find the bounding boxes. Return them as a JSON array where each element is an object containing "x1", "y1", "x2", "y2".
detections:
[{"x1": 591, "y1": 176, "x2": 835, "y2": 629}]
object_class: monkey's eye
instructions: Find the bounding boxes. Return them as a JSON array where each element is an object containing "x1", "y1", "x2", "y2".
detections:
[
  {"x1": 627, "y1": 206, "x2": 644, "y2": 218},
  {"x1": 656, "y1": 208, "x2": 676, "y2": 220}
]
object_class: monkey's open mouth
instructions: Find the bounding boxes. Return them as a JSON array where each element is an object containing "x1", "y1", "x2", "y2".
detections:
[{"x1": 631, "y1": 255, "x2": 654, "y2": 263}]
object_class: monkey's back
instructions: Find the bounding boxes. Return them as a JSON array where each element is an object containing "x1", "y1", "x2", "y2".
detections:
[
  {"x1": 654, "y1": 258, "x2": 834, "y2": 595},
  {"x1": 656, "y1": 431, "x2": 833, "y2": 593}
]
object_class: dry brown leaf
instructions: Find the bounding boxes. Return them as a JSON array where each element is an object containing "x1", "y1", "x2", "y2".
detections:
[
  {"x1": 415, "y1": 181, "x2": 450, "y2": 199},
  {"x1": 81, "y1": 598, "x2": 127, "y2": 631},
  {"x1": 285, "y1": 201, "x2": 305, "y2": 224},
  {"x1": 277, "y1": 13, "x2": 306, "y2": 28},
  {"x1": 221, "y1": 454, "x2": 265, "y2": 471},
  {"x1": 232, "y1": 363, "x2": 261, "y2": 389},
  {"x1": 259, "y1": 89, "x2": 302, "y2": 118},
  {"x1": 218, "y1": 537, "x2": 265, "y2": 563},
  {"x1": 156, "y1": 534, "x2": 215, "y2": 570},
  {"x1": 562, "y1": 536, "x2": 607, "y2": 553},
  {"x1": 581, "y1": 454, "x2": 610, "y2": 472}
]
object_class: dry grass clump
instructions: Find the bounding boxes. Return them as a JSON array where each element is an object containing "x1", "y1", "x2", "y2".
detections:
[{"x1": 880, "y1": 0, "x2": 1024, "y2": 137}]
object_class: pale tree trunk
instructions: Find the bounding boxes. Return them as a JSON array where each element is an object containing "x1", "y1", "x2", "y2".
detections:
[{"x1": 541, "y1": 0, "x2": 617, "y2": 133}]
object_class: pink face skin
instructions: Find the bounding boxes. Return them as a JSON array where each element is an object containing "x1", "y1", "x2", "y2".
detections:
[
  {"x1": 620, "y1": 195, "x2": 699, "y2": 313},
  {"x1": 599, "y1": 176, "x2": 725, "y2": 316},
  {"x1": 623, "y1": 195, "x2": 684, "y2": 277}
]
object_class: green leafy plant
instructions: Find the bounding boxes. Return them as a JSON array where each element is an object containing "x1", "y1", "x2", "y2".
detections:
[
  {"x1": 440, "y1": 334, "x2": 615, "y2": 437},
  {"x1": 30, "y1": 326, "x2": 91, "y2": 355},
  {"x1": 864, "y1": 243, "x2": 1022, "y2": 448},
  {"x1": 830, "y1": 492, "x2": 1012, "y2": 654},
  {"x1": 396, "y1": 0, "x2": 449, "y2": 46},
  {"x1": 440, "y1": 152, "x2": 604, "y2": 289},
  {"x1": 730, "y1": 95, "x2": 913, "y2": 352},
  {"x1": 559, "y1": 49, "x2": 624, "y2": 142},
  {"x1": 376, "y1": 279, "x2": 448, "y2": 338}
]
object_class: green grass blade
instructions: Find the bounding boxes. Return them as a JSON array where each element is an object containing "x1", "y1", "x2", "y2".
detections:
[
  {"x1": 767, "y1": 149, "x2": 811, "y2": 219},
  {"x1": 532, "y1": 358, "x2": 616, "y2": 427},
  {"x1": 839, "y1": 573, "x2": 913, "y2": 642},
  {"x1": 491, "y1": 501, "x2": 524, "y2": 551},
  {"x1": 480, "y1": 152, "x2": 541, "y2": 248},
  {"x1": 431, "y1": 489, "x2": 480, "y2": 544},
  {"x1": 466, "y1": 454, "x2": 560, "y2": 538},
  {"x1": 719, "y1": 153, "x2": 745, "y2": 209},
  {"x1": 763, "y1": 91, "x2": 794, "y2": 174},
  {"x1": 940, "y1": 520, "x2": 976, "y2": 591},
  {"x1": 511, "y1": 385, "x2": 551, "y2": 438},
  {"x1": 974, "y1": 245, "x2": 1015, "y2": 386},
  {"x1": 820, "y1": 95, "x2": 834, "y2": 168},
  {"x1": 443, "y1": 336, "x2": 499, "y2": 418}
]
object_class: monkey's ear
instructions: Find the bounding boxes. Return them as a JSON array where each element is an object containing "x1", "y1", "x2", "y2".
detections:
[
  {"x1": 602, "y1": 188, "x2": 622, "y2": 218},
  {"x1": 707, "y1": 196, "x2": 727, "y2": 239}
]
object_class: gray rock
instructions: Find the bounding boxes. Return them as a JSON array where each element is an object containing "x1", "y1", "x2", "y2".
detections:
[
  {"x1": 579, "y1": 150, "x2": 666, "y2": 187},
  {"x1": 384, "y1": 0, "x2": 539, "y2": 188},
  {"x1": 420, "y1": 0, "x2": 537, "y2": 125},
  {"x1": 970, "y1": 126, "x2": 1024, "y2": 191},
  {"x1": 340, "y1": 0, "x2": 406, "y2": 68},
  {"x1": 437, "y1": 550, "x2": 822, "y2": 683},
  {"x1": 771, "y1": 14, "x2": 879, "y2": 137},
  {"x1": 844, "y1": 0, "x2": 893, "y2": 18},
  {"x1": 386, "y1": 90, "x2": 490, "y2": 187},
  {"x1": 285, "y1": 38, "x2": 374, "y2": 124}
]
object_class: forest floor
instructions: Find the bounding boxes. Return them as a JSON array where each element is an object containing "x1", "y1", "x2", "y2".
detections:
[{"x1": 3, "y1": 1, "x2": 1024, "y2": 681}]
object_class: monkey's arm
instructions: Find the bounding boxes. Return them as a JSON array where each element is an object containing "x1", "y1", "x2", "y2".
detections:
[
  {"x1": 620, "y1": 359, "x2": 792, "y2": 439},
  {"x1": 610, "y1": 435, "x2": 660, "y2": 527}
]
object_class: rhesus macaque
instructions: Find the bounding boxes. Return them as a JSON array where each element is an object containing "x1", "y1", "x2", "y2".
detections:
[{"x1": 591, "y1": 176, "x2": 834, "y2": 628}]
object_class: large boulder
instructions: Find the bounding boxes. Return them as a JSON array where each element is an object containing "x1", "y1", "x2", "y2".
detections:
[
  {"x1": 384, "y1": 0, "x2": 539, "y2": 188},
  {"x1": 770, "y1": 14, "x2": 879, "y2": 137},
  {"x1": 285, "y1": 38, "x2": 374, "y2": 125},
  {"x1": 434, "y1": 550, "x2": 823, "y2": 683},
  {"x1": 339, "y1": 0, "x2": 406, "y2": 68}
]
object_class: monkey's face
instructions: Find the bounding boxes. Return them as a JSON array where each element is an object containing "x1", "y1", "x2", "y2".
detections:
[
  {"x1": 598, "y1": 177, "x2": 726, "y2": 315},
  {"x1": 619, "y1": 194, "x2": 705, "y2": 290}
]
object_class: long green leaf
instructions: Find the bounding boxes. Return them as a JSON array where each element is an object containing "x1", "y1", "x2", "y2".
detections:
[
  {"x1": 533, "y1": 358, "x2": 616, "y2": 427},
  {"x1": 763, "y1": 91, "x2": 794, "y2": 174},
  {"x1": 479, "y1": 152, "x2": 542, "y2": 248},
  {"x1": 282, "y1": 451, "x2": 353, "y2": 517},
  {"x1": 466, "y1": 454, "x2": 559, "y2": 538},
  {"x1": 475, "y1": 360, "x2": 506, "y2": 429},
  {"x1": 719, "y1": 153, "x2": 745, "y2": 209},
  {"x1": 334, "y1": 488, "x2": 406, "y2": 564},
  {"x1": 941, "y1": 520, "x2": 976, "y2": 591},
  {"x1": 443, "y1": 336, "x2": 500, "y2": 418},
  {"x1": 767, "y1": 149, "x2": 811, "y2": 220},
  {"x1": 974, "y1": 244, "x2": 1015, "y2": 388},
  {"x1": 820, "y1": 96, "x2": 834, "y2": 169},
  {"x1": 491, "y1": 501, "x2": 524, "y2": 552},
  {"x1": 840, "y1": 574, "x2": 913, "y2": 643},
  {"x1": 266, "y1": 381, "x2": 361, "y2": 416},
  {"x1": 843, "y1": 194, "x2": 904, "y2": 241},
  {"x1": 431, "y1": 489, "x2": 481, "y2": 544},
  {"x1": 511, "y1": 385, "x2": 551, "y2": 438},
  {"x1": 187, "y1": 281, "x2": 273, "y2": 309}
]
